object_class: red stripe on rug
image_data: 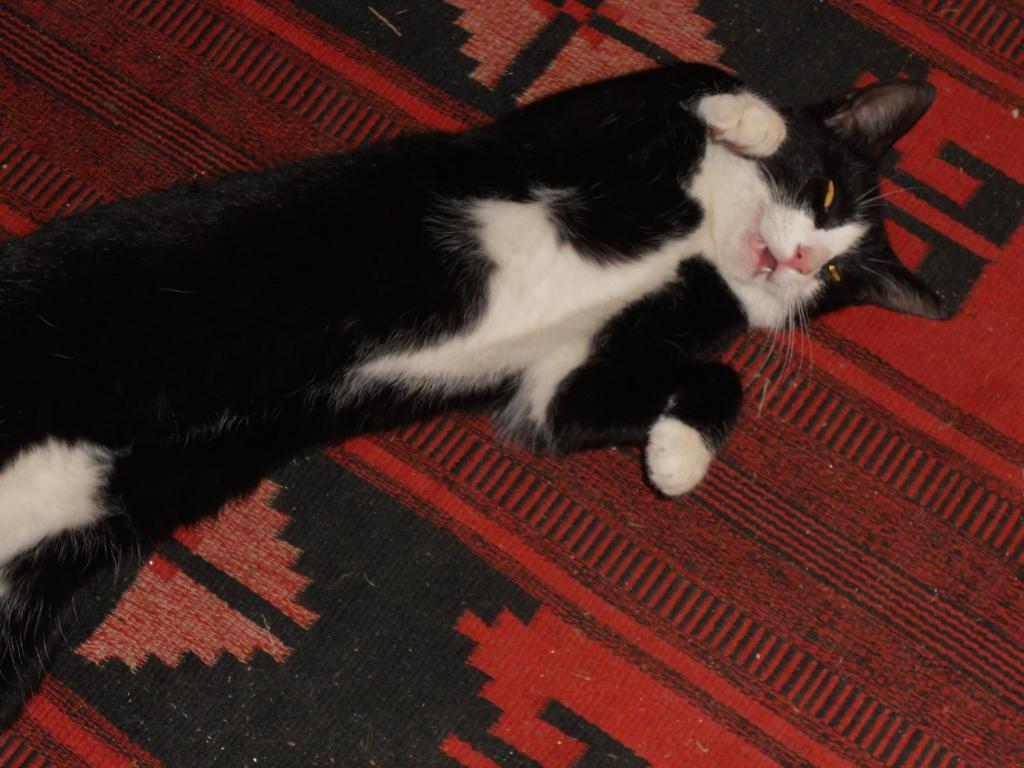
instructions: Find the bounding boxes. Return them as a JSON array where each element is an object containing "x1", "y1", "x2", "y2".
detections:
[
  {"x1": 0, "y1": 8, "x2": 255, "y2": 175},
  {"x1": 334, "y1": 437, "x2": 859, "y2": 768},
  {"x1": 830, "y1": 0, "x2": 1023, "y2": 106},
  {"x1": 804, "y1": 330, "x2": 1020, "y2": 487},
  {"x1": 439, "y1": 735, "x2": 501, "y2": 768},
  {"x1": 216, "y1": 0, "x2": 469, "y2": 132},
  {"x1": 0, "y1": 203, "x2": 35, "y2": 237},
  {"x1": 21, "y1": 679, "x2": 160, "y2": 767}
]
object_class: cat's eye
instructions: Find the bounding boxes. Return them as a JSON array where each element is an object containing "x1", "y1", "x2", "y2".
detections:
[{"x1": 823, "y1": 178, "x2": 836, "y2": 211}]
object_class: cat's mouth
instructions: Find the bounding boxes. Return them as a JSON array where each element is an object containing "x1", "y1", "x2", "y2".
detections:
[
  {"x1": 747, "y1": 232, "x2": 818, "y2": 286},
  {"x1": 747, "y1": 232, "x2": 790, "y2": 282},
  {"x1": 752, "y1": 237, "x2": 778, "y2": 275}
]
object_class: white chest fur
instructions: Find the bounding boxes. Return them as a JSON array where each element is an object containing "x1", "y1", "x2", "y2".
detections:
[{"x1": 354, "y1": 197, "x2": 700, "y2": 429}]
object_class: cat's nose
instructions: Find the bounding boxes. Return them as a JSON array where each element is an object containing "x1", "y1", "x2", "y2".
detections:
[{"x1": 778, "y1": 245, "x2": 817, "y2": 275}]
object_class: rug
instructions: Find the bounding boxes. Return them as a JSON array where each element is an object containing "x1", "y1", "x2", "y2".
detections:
[{"x1": 0, "y1": 1, "x2": 1022, "y2": 766}]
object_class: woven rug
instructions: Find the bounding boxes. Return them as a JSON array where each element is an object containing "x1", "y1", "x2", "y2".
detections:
[{"x1": 1, "y1": 1, "x2": 1022, "y2": 766}]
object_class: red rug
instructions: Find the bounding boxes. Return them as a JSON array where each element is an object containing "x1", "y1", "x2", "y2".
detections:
[{"x1": 1, "y1": 1, "x2": 1022, "y2": 766}]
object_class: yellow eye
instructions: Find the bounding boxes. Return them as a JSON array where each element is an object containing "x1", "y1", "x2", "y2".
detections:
[{"x1": 824, "y1": 178, "x2": 836, "y2": 211}]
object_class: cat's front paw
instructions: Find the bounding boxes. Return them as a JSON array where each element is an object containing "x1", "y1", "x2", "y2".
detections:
[
  {"x1": 645, "y1": 417, "x2": 713, "y2": 497},
  {"x1": 697, "y1": 92, "x2": 787, "y2": 157}
]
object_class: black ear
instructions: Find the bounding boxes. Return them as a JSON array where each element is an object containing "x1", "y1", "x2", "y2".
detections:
[
  {"x1": 857, "y1": 258, "x2": 951, "y2": 319},
  {"x1": 823, "y1": 81, "x2": 935, "y2": 160}
]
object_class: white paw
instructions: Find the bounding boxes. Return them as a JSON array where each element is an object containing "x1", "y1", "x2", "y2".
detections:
[
  {"x1": 645, "y1": 417, "x2": 713, "y2": 497},
  {"x1": 697, "y1": 92, "x2": 787, "y2": 157}
]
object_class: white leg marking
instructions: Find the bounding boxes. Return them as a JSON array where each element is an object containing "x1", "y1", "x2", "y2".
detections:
[
  {"x1": 697, "y1": 92, "x2": 787, "y2": 157},
  {"x1": 0, "y1": 440, "x2": 113, "y2": 587},
  {"x1": 645, "y1": 417, "x2": 713, "y2": 497}
]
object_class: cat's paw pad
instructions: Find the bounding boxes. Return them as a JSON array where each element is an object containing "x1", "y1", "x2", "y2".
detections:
[
  {"x1": 697, "y1": 92, "x2": 787, "y2": 157},
  {"x1": 645, "y1": 417, "x2": 713, "y2": 497}
]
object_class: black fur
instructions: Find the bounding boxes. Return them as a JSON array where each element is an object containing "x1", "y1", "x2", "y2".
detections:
[
  {"x1": 0, "y1": 63, "x2": 944, "y2": 725},
  {"x1": 547, "y1": 258, "x2": 746, "y2": 451}
]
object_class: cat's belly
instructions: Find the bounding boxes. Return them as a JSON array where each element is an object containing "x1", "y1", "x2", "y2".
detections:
[{"x1": 352, "y1": 196, "x2": 701, "y2": 426}]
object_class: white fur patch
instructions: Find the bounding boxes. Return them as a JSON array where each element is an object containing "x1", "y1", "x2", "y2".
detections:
[
  {"x1": 688, "y1": 144, "x2": 866, "y2": 329},
  {"x1": 645, "y1": 417, "x2": 713, "y2": 496},
  {"x1": 698, "y1": 92, "x2": 787, "y2": 157},
  {"x1": 0, "y1": 440, "x2": 113, "y2": 595},
  {"x1": 355, "y1": 197, "x2": 699, "y2": 431}
]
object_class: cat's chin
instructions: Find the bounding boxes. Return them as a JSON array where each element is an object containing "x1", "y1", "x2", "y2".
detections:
[
  {"x1": 762, "y1": 265, "x2": 816, "y2": 292},
  {"x1": 718, "y1": 266, "x2": 822, "y2": 329}
]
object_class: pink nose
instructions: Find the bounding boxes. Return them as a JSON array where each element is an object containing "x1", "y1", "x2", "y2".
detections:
[{"x1": 777, "y1": 245, "x2": 817, "y2": 275}]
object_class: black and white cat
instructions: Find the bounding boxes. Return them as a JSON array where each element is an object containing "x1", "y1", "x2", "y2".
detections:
[{"x1": 0, "y1": 63, "x2": 945, "y2": 724}]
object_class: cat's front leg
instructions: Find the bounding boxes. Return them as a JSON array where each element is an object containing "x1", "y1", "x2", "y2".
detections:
[
  {"x1": 696, "y1": 92, "x2": 787, "y2": 157},
  {"x1": 644, "y1": 363, "x2": 742, "y2": 496},
  {"x1": 540, "y1": 341, "x2": 743, "y2": 496}
]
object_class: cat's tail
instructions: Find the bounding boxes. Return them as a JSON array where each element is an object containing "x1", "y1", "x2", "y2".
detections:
[
  {"x1": 0, "y1": 536, "x2": 120, "y2": 728},
  {"x1": 0, "y1": 424, "x2": 314, "y2": 728},
  {"x1": 0, "y1": 439, "x2": 132, "y2": 729}
]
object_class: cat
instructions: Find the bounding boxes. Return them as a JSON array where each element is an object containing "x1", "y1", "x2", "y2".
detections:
[{"x1": 0, "y1": 62, "x2": 946, "y2": 726}]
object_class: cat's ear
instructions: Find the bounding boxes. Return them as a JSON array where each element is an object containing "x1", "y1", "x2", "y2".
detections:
[
  {"x1": 857, "y1": 256, "x2": 951, "y2": 319},
  {"x1": 822, "y1": 81, "x2": 935, "y2": 160}
]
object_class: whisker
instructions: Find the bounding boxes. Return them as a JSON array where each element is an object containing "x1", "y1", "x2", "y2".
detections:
[
  {"x1": 752, "y1": 313, "x2": 783, "y2": 381},
  {"x1": 798, "y1": 301, "x2": 813, "y2": 377},
  {"x1": 855, "y1": 180, "x2": 927, "y2": 204},
  {"x1": 752, "y1": 334, "x2": 774, "y2": 382},
  {"x1": 781, "y1": 299, "x2": 796, "y2": 378},
  {"x1": 792, "y1": 301, "x2": 803, "y2": 377},
  {"x1": 791, "y1": 300, "x2": 805, "y2": 381},
  {"x1": 751, "y1": 329, "x2": 774, "y2": 379},
  {"x1": 856, "y1": 184, "x2": 929, "y2": 209},
  {"x1": 857, "y1": 263, "x2": 890, "y2": 282},
  {"x1": 786, "y1": 301, "x2": 794, "y2": 376},
  {"x1": 855, "y1": 183, "x2": 881, "y2": 204}
]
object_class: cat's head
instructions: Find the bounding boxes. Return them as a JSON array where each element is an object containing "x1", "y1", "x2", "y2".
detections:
[{"x1": 706, "y1": 80, "x2": 949, "y2": 329}]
